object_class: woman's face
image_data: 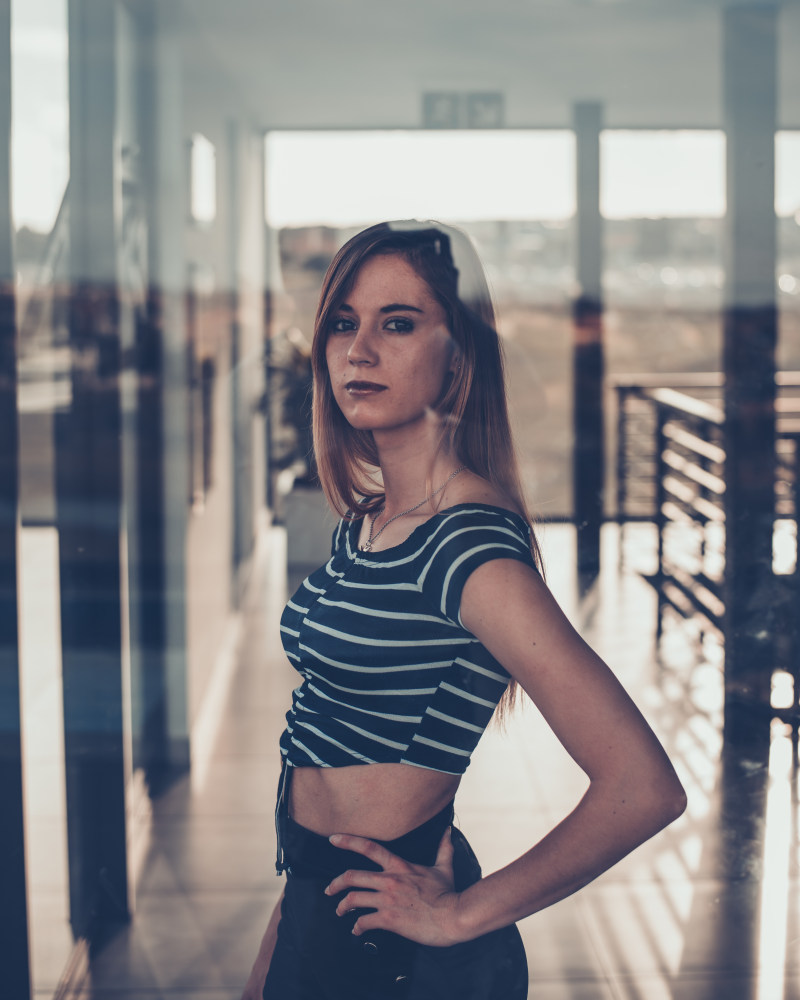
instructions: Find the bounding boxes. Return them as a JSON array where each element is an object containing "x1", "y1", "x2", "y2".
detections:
[{"x1": 324, "y1": 254, "x2": 456, "y2": 437}]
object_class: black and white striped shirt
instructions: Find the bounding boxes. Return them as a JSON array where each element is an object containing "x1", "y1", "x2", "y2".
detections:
[{"x1": 278, "y1": 503, "x2": 537, "y2": 775}]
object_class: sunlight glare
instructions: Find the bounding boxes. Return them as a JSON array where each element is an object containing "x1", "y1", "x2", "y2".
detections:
[
  {"x1": 776, "y1": 132, "x2": 800, "y2": 217},
  {"x1": 266, "y1": 131, "x2": 575, "y2": 228},
  {"x1": 756, "y1": 721, "x2": 793, "y2": 1000},
  {"x1": 601, "y1": 131, "x2": 725, "y2": 219},
  {"x1": 770, "y1": 670, "x2": 795, "y2": 711}
]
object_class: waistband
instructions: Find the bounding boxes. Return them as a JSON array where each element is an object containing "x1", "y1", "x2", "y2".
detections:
[{"x1": 275, "y1": 758, "x2": 455, "y2": 879}]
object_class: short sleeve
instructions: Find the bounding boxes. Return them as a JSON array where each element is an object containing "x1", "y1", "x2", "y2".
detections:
[{"x1": 416, "y1": 507, "x2": 536, "y2": 626}]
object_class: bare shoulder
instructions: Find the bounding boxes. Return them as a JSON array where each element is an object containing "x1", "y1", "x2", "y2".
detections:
[{"x1": 438, "y1": 470, "x2": 521, "y2": 515}]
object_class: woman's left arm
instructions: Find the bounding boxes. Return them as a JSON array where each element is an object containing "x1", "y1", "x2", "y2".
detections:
[
  {"x1": 448, "y1": 558, "x2": 687, "y2": 939},
  {"x1": 328, "y1": 559, "x2": 687, "y2": 943}
]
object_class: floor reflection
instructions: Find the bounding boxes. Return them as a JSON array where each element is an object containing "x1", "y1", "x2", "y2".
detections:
[
  {"x1": 35, "y1": 522, "x2": 798, "y2": 1000},
  {"x1": 757, "y1": 722, "x2": 793, "y2": 1000}
]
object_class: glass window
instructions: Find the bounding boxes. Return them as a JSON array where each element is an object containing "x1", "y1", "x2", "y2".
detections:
[
  {"x1": 266, "y1": 129, "x2": 575, "y2": 514},
  {"x1": 11, "y1": 0, "x2": 72, "y2": 992},
  {"x1": 601, "y1": 130, "x2": 726, "y2": 372}
]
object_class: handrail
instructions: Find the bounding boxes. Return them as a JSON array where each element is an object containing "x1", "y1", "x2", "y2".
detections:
[
  {"x1": 610, "y1": 372, "x2": 723, "y2": 390},
  {"x1": 615, "y1": 378, "x2": 727, "y2": 633},
  {"x1": 662, "y1": 448, "x2": 726, "y2": 495},
  {"x1": 647, "y1": 388, "x2": 724, "y2": 425},
  {"x1": 613, "y1": 377, "x2": 800, "y2": 525},
  {"x1": 609, "y1": 371, "x2": 800, "y2": 389},
  {"x1": 19, "y1": 181, "x2": 70, "y2": 345},
  {"x1": 614, "y1": 373, "x2": 800, "y2": 706},
  {"x1": 663, "y1": 423, "x2": 726, "y2": 465}
]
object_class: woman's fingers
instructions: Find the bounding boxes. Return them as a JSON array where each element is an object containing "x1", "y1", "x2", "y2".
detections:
[
  {"x1": 325, "y1": 867, "x2": 386, "y2": 895},
  {"x1": 333, "y1": 889, "x2": 383, "y2": 916},
  {"x1": 327, "y1": 833, "x2": 407, "y2": 872},
  {"x1": 323, "y1": 828, "x2": 464, "y2": 945},
  {"x1": 334, "y1": 879, "x2": 460, "y2": 942},
  {"x1": 351, "y1": 909, "x2": 386, "y2": 936}
]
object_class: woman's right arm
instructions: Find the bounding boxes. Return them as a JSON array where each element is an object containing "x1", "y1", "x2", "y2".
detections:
[{"x1": 241, "y1": 887, "x2": 284, "y2": 1000}]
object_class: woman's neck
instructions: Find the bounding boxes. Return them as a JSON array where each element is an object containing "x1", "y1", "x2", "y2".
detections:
[{"x1": 374, "y1": 434, "x2": 461, "y2": 517}]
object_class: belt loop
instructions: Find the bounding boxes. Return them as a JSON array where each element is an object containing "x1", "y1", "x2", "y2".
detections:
[{"x1": 275, "y1": 757, "x2": 292, "y2": 876}]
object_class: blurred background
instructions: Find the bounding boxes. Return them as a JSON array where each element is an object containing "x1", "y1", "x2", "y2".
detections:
[{"x1": 1, "y1": 1, "x2": 799, "y2": 997}]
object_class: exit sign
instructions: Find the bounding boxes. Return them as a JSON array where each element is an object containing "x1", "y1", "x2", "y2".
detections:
[{"x1": 422, "y1": 92, "x2": 505, "y2": 129}]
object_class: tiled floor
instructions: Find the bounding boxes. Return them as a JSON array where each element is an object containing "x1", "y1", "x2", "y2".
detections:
[{"x1": 45, "y1": 523, "x2": 798, "y2": 999}]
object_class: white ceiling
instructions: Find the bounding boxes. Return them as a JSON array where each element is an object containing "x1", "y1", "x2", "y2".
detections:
[{"x1": 178, "y1": 0, "x2": 800, "y2": 130}]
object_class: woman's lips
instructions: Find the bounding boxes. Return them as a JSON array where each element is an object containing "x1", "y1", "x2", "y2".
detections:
[{"x1": 345, "y1": 380, "x2": 387, "y2": 395}]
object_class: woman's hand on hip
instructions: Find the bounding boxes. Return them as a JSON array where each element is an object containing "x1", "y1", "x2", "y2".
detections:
[{"x1": 325, "y1": 826, "x2": 466, "y2": 946}]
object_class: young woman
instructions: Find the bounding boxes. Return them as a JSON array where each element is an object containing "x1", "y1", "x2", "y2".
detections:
[{"x1": 242, "y1": 221, "x2": 686, "y2": 1000}]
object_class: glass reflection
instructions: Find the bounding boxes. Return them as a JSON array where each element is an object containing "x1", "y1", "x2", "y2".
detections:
[
  {"x1": 3, "y1": 2, "x2": 799, "y2": 998},
  {"x1": 12, "y1": 0, "x2": 72, "y2": 992}
]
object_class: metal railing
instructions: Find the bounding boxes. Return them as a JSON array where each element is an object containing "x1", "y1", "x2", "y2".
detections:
[
  {"x1": 614, "y1": 372, "x2": 800, "y2": 526},
  {"x1": 613, "y1": 375, "x2": 800, "y2": 711}
]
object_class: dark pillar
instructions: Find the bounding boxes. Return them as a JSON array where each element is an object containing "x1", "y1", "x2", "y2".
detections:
[
  {"x1": 675, "y1": 16, "x2": 779, "y2": 994},
  {"x1": 0, "y1": 2, "x2": 33, "y2": 994},
  {"x1": 572, "y1": 102, "x2": 605, "y2": 579},
  {"x1": 152, "y1": 1, "x2": 190, "y2": 775},
  {"x1": 133, "y1": 1, "x2": 189, "y2": 786},
  {"x1": 722, "y1": 6, "x2": 777, "y2": 715},
  {"x1": 229, "y1": 122, "x2": 246, "y2": 597},
  {"x1": 228, "y1": 121, "x2": 263, "y2": 603},
  {"x1": 263, "y1": 183, "x2": 281, "y2": 512},
  {"x1": 57, "y1": 0, "x2": 130, "y2": 942}
]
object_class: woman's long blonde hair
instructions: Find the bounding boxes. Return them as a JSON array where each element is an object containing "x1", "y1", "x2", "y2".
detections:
[{"x1": 311, "y1": 221, "x2": 542, "y2": 721}]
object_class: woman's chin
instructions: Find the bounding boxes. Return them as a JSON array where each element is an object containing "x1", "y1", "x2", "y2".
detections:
[{"x1": 338, "y1": 404, "x2": 440, "y2": 439}]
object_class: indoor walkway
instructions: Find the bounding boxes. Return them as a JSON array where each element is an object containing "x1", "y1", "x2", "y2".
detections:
[{"x1": 64, "y1": 523, "x2": 798, "y2": 1000}]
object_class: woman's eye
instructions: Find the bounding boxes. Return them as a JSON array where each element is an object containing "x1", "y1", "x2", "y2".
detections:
[
  {"x1": 385, "y1": 317, "x2": 414, "y2": 333},
  {"x1": 330, "y1": 317, "x2": 355, "y2": 334}
]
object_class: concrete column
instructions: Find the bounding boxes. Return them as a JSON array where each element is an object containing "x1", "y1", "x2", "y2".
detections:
[
  {"x1": 263, "y1": 140, "x2": 281, "y2": 511},
  {"x1": 0, "y1": 1, "x2": 32, "y2": 993},
  {"x1": 58, "y1": 0, "x2": 130, "y2": 939},
  {"x1": 722, "y1": 5, "x2": 778, "y2": 714},
  {"x1": 572, "y1": 102, "x2": 605, "y2": 580},
  {"x1": 713, "y1": 17, "x2": 778, "y2": 987},
  {"x1": 152, "y1": 5, "x2": 189, "y2": 774},
  {"x1": 133, "y1": 0, "x2": 190, "y2": 782},
  {"x1": 228, "y1": 120, "x2": 265, "y2": 603}
]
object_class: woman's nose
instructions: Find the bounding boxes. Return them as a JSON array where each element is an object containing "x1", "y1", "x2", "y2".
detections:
[{"x1": 346, "y1": 327, "x2": 378, "y2": 365}]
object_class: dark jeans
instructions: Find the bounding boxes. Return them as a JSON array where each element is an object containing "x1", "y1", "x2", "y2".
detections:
[{"x1": 264, "y1": 765, "x2": 528, "y2": 1000}]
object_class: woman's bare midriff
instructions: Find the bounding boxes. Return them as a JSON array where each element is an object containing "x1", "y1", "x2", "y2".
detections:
[{"x1": 288, "y1": 762, "x2": 461, "y2": 840}]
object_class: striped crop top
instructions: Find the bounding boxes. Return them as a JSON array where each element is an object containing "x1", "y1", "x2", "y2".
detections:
[{"x1": 278, "y1": 503, "x2": 537, "y2": 775}]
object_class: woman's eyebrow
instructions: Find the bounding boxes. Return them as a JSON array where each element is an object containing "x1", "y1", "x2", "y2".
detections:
[
  {"x1": 380, "y1": 303, "x2": 424, "y2": 314},
  {"x1": 336, "y1": 302, "x2": 425, "y2": 314}
]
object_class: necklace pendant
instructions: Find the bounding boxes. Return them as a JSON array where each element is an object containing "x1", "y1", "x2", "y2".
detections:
[{"x1": 358, "y1": 468, "x2": 465, "y2": 554}]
